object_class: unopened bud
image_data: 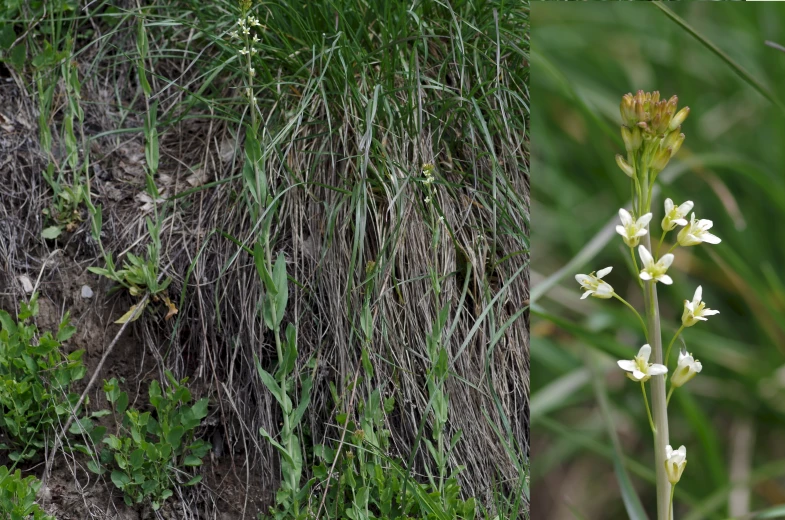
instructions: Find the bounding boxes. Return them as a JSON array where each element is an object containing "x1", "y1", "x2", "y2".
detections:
[
  {"x1": 669, "y1": 107, "x2": 690, "y2": 131},
  {"x1": 616, "y1": 154, "x2": 634, "y2": 177},
  {"x1": 652, "y1": 147, "x2": 672, "y2": 171},
  {"x1": 662, "y1": 128, "x2": 681, "y2": 150},
  {"x1": 670, "y1": 133, "x2": 685, "y2": 156},
  {"x1": 621, "y1": 94, "x2": 636, "y2": 125},
  {"x1": 621, "y1": 126, "x2": 634, "y2": 153}
]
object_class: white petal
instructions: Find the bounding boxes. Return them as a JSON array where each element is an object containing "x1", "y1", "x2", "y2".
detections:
[
  {"x1": 664, "y1": 198, "x2": 674, "y2": 213},
  {"x1": 580, "y1": 291, "x2": 592, "y2": 300},
  {"x1": 640, "y1": 272, "x2": 653, "y2": 281},
  {"x1": 693, "y1": 285, "x2": 703, "y2": 303},
  {"x1": 637, "y1": 212, "x2": 653, "y2": 227},
  {"x1": 575, "y1": 274, "x2": 591, "y2": 284},
  {"x1": 619, "y1": 208, "x2": 633, "y2": 226},
  {"x1": 695, "y1": 316, "x2": 708, "y2": 321},
  {"x1": 698, "y1": 219, "x2": 714, "y2": 230},
  {"x1": 693, "y1": 361, "x2": 702, "y2": 372},
  {"x1": 597, "y1": 266, "x2": 613, "y2": 278},
  {"x1": 638, "y1": 245, "x2": 654, "y2": 267},
  {"x1": 678, "y1": 201, "x2": 694, "y2": 214},
  {"x1": 673, "y1": 218, "x2": 688, "y2": 226},
  {"x1": 702, "y1": 309, "x2": 720, "y2": 316},
  {"x1": 616, "y1": 225, "x2": 627, "y2": 237},
  {"x1": 677, "y1": 353, "x2": 694, "y2": 366},
  {"x1": 638, "y1": 344, "x2": 652, "y2": 361},
  {"x1": 632, "y1": 370, "x2": 646, "y2": 381},
  {"x1": 659, "y1": 253, "x2": 675, "y2": 268},
  {"x1": 617, "y1": 360, "x2": 636, "y2": 371},
  {"x1": 657, "y1": 274, "x2": 673, "y2": 285},
  {"x1": 595, "y1": 283, "x2": 614, "y2": 297},
  {"x1": 649, "y1": 364, "x2": 668, "y2": 375},
  {"x1": 634, "y1": 229, "x2": 648, "y2": 237},
  {"x1": 677, "y1": 445, "x2": 687, "y2": 457},
  {"x1": 665, "y1": 445, "x2": 674, "y2": 458},
  {"x1": 702, "y1": 233, "x2": 721, "y2": 244}
]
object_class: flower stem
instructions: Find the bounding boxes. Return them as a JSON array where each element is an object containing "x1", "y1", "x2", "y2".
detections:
[
  {"x1": 658, "y1": 229, "x2": 667, "y2": 257},
  {"x1": 641, "y1": 231, "x2": 672, "y2": 520},
  {"x1": 613, "y1": 293, "x2": 648, "y2": 341},
  {"x1": 667, "y1": 385, "x2": 675, "y2": 407},
  {"x1": 641, "y1": 380, "x2": 656, "y2": 433},
  {"x1": 667, "y1": 243, "x2": 679, "y2": 255},
  {"x1": 669, "y1": 485, "x2": 676, "y2": 520},
  {"x1": 630, "y1": 246, "x2": 644, "y2": 289},
  {"x1": 665, "y1": 324, "x2": 685, "y2": 369}
]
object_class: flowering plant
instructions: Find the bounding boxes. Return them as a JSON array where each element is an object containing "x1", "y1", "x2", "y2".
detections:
[{"x1": 576, "y1": 91, "x2": 721, "y2": 519}]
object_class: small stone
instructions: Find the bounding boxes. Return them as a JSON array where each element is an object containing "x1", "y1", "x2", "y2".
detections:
[{"x1": 81, "y1": 285, "x2": 94, "y2": 299}]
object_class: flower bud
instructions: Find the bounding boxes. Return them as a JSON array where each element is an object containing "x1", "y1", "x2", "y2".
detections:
[
  {"x1": 651, "y1": 147, "x2": 672, "y2": 172},
  {"x1": 665, "y1": 445, "x2": 687, "y2": 484},
  {"x1": 616, "y1": 154, "x2": 634, "y2": 177},
  {"x1": 670, "y1": 351, "x2": 702, "y2": 388},
  {"x1": 669, "y1": 106, "x2": 690, "y2": 131},
  {"x1": 621, "y1": 94, "x2": 636, "y2": 125},
  {"x1": 670, "y1": 133, "x2": 685, "y2": 156},
  {"x1": 662, "y1": 128, "x2": 682, "y2": 150},
  {"x1": 621, "y1": 126, "x2": 634, "y2": 153}
]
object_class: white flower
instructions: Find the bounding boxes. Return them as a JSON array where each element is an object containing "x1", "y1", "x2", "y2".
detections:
[
  {"x1": 617, "y1": 344, "x2": 668, "y2": 382},
  {"x1": 575, "y1": 267, "x2": 614, "y2": 300},
  {"x1": 228, "y1": 30, "x2": 239, "y2": 40},
  {"x1": 249, "y1": 67, "x2": 256, "y2": 77},
  {"x1": 424, "y1": 196, "x2": 431, "y2": 204},
  {"x1": 671, "y1": 351, "x2": 702, "y2": 388},
  {"x1": 661, "y1": 198, "x2": 694, "y2": 232},
  {"x1": 677, "y1": 213, "x2": 721, "y2": 247},
  {"x1": 616, "y1": 209, "x2": 652, "y2": 248},
  {"x1": 664, "y1": 445, "x2": 687, "y2": 484},
  {"x1": 242, "y1": 26, "x2": 250, "y2": 35},
  {"x1": 638, "y1": 246, "x2": 674, "y2": 285},
  {"x1": 239, "y1": 47, "x2": 249, "y2": 55},
  {"x1": 253, "y1": 34, "x2": 260, "y2": 44},
  {"x1": 681, "y1": 285, "x2": 719, "y2": 327}
]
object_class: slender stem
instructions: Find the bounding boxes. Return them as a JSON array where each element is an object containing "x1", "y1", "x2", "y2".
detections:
[
  {"x1": 669, "y1": 484, "x2": 676, "y2": 520},
  {"x1": 630, "y1": 246, "x2": 643, "y2": 288},
  {"x1": 665, "y1": 324, "x2": 685, "y2": 369},
  {"x1": 667, "y1": 385, "x2": 675, "y2": 407},
  {"x1": 613, "y1": 293, "x2": 648, "y2": 341},
  {"x1": 641, "y1": 380, "x2": 656, "y2": 433},
  {"x1": 667, "y1": 242, "x2": 679, "y2": 255},
  {"x1": 640, "y1": 231, "x2": 672, "y2": 520},
  {"x1": 658, "y1": 229, "x2": 667, "y2": 257}
]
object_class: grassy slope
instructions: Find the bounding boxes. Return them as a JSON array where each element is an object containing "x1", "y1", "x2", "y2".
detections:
[{"x1": 1, "y1": 0, "x2": 529, "y2": 516}]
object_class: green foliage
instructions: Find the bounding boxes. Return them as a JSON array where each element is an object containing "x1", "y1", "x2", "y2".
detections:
[
  {"x1": 0, "y1": 296, "x2": 85, "y2": 461},
  {"x1": 40, "y1": 165, "x2": 88, "y2": 240},
  {"x1": 0, "y1": 467, "x2": 54, "y2": 520},
  {"x1": 89, "y1": 374, "x2": 210, "y2": 510},
  {"x1": 264, "y1": 389, "x2": 476, "y2": 520},
  {"x1": 88, "y1": 217, "x2": 173, "y2": 309}
]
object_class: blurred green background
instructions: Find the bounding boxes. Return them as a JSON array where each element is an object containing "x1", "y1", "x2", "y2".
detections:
[{"x1": 531, "y1": 3, "x2": 785, "y2": 520}]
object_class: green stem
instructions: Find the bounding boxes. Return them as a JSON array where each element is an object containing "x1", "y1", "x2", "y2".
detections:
[
  {"x1": 658, "y1": 229, "x2": 667, "y2": 257},
  {"x1": 630, "y1": 246, "x2": 643, "y2": 289},
  {"x1": 667, "y1": 242, "x2": 679, "y2": 255},
  {"x1": 665, "y1": 324, "x2": 685, "y2": 370},
  {"x1": 667, "y1": 385, "x2": 675, "y2": 408},
  {"x1": 612, "y1": 293, "x2": 649, "y2": 341},
  {"x1": 640, "y1": 231, "x2": 671, "y2": 520},
  {"x1": 641, "y1": 380, "x2": 656, "y2": 434},
  {"x1": 669, "y1": 484, "x2": 676, "y2": 520}
]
